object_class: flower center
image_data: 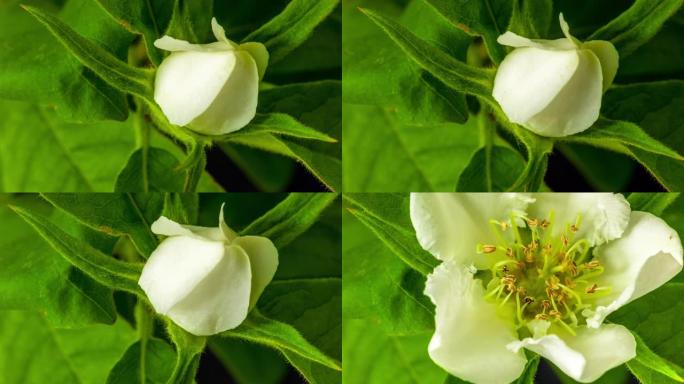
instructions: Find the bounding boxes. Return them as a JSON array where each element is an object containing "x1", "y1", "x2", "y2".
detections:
[{"x1": 478, "y1": 211, "x2": 610, "y2": 334}]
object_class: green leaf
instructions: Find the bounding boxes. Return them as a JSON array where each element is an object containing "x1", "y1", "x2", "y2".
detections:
[
  {"x1": 342, "y1": 201, "x2": 435, "y2": 335},
  {"x1": 106, "y1": 339, "x2": 176, "y2": 384},
  {"x1": 0, "y1": 0, "x2": 132, "y2": 121},
  {"x1": 208, "y1": 339, "x2": 288, "y2": 384},
  {"x1": 165, "y1": 0, "x2": 213, "y2": 44},
  {"x1": 244, "y1": 0, "x2": 339, "y2": 63},
  {"x1": 565, "y1": 118, "x2": 682, "y2": 160},
  {"x1": 258, "y1": 197, "x2": 341, "y2": 365},
  {"x1": 360, "y1": 8, "x2": 495, "y2": 99},
  {"x1": 610, "y1": 283, "x2": 684, "y2": 370},
  {"x1": 94, "y1": 0, "x2": 172, "y2": 65},
  {"x1": 628, "y1": 332, "x2": 684, "y2": 384},
  {"x1": 199, "y1": 194, "x2": 287, "y2": 229},
  {"x1": 507, "y1": 0, "x2": 553, "y2": 39},
  {"x1": 0, "y1": 100, "x2": 136, "y2": 191},
  {"x1": 601, "y1": 81, "x2": 684, "y2": 191},
  {"x1": 344, "y1": 194, "x2": 437, "y2": 276},
  {"x1": 220, "y1": 144, "x2": 296, "y2": 192},
  {"x1": 628, "y1": 359, "x2": 683, "y2": 384},
  {"x1": 221, "y1": 310, "x2": 341, "y2": 372},
  {"x1": 515, "y1": 355, "x2": 540, "y2": 384},
  {"x1": 343, "y1": 0, "x2": 471, "y2": 125},
  {"x1": 226, "y1": 113, "x2": 337, "y2": 142},
  {"x1": 260, "y1": 279, "x2": 340, "y2": 358},
  {"x1": 556, "y1": 144, "x2": 635, "y2": 192},
  {"x1": 282, "y1": 351, "x2": 341, "y2": 384},
  {"x1": 422, "y1": 0, "x2": 512, "y2": 64},
  {"x1": 224, "y1": 81, "x2": 341, "y2": 191},
  {"x1": 0, "y1": 196, "x2": 117, "y2": 326},
  {"x1": 42, "y1": 193, "x2": 161, "y2": 258},
  {"x1": 11, "y1": 204, "x2": 143, "y2": 295},
  {"x1": 162, "y1": 193, "x2": 199, "y2": 225},
  {"x1": 115, "y1": 148, "x2": 185, "y2": 192},
  {"x1": 628, "y1": 193, "x2": 681, "y2": 216},
  {"x1": 618, "y1": 17, "x2": 684, "y2": 81},
  {"x1": 268, "y1": 6, "x2": 341, "y2": 78},
  {"x1": 551, "y1": 363, "x2": 633, "y2": 384},
  {"x1": 343, "y1": 103, "x2": 480, "y2": 191},
  {"x1": 589, "y1": 0, "x2": 684, "y2": 57},
  {"x1": 241, "y1": 192, "x2": 337, "y2": 249},
  {"x1": 343, "y1": 319, "x2": 446, "y2": 384},
  {"x1": 23, "y1": 5, "x2": 154, "y2": 99},
  {"x1": 457, "y1": 145, "x2": 526, "y2": 192},
  {"x1": 0, "y1": 310, "x2": 136, "y2": 384}
]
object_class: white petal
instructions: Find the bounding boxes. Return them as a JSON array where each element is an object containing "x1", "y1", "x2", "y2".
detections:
[
  {"x1": 151, "y1": 216, "x2": 196, "y2": 237},
  {"x1": 154, "y1": 36, "x2": 231, "y2": 53},
  {"x1": 154, "y1": 50, "x2": 238, "y2": 127},
  {"x1": 240, "y1": 42, "x2": 269, "y2": 81},
  {"x1": 232, "y1": 236, "x2": 279, "y2": 308},
  {"x1": 189, "y1": 50, "x2": 259, "y2": 135},
  {"x1": 582, "y1": 40, "x2": 619, "y2": 91},
  {"x1": 509, "y1": 324, "x2": 635, "y2": 383},
  {"x1": 151, "y1": 216, "x2": 224, "y2": 242},
  {"x1": 166, "y1": 245, "x2": 252, "y2": 335},
  {"x1": 211, "y1": 17, "x2": 237, "y2": 48},
  {"x1": 497, "y1": 31, "x2": 575, "y2": 50},
  {"x1": 524, "y1": 48, "x2": 603, "y2": 136},
  {"x1": 585, "y1": 211, "x2": 683, "y2": 327},
  {"x1": 497, "y1": 31, "x2": 540, "y2": 48},
  {"x1": 425, "y1": 261, "x2": 526, "y2": 384},
  {"x1": 218, "y1": 203, "x2": 237, "y2": 241},
  {"x1": 139, "y1": 235, "x2": 225, "y2": 314},
  {"x1": 493, "y1": 47, "x2": 579, "y2": 126},
  {"x1": 558, "y1": 13, "x2": 580, "y2": 47},
  {"x1": 527, "y1": 193, "x2": 631, "y2": 247},
  {"x1": 410, "y1": 193, "x2": 533, "y2": 269}
]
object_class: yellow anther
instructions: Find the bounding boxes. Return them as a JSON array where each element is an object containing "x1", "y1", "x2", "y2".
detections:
[
  {"x1": 586, "y1": 283, "x2": 598, "y2": 294},
  {"x1": 584, "y1": 260, "x2": 601, "y2": 270},
  {"x1": 481, "y1": 245, "x2": 497, "y2": 254},
  {"x1": 564, "y1": 277, "x2": 576, "y2": 289},
  {"x1": 527, "y1": 218, "x2": 539, "y2": 228}
]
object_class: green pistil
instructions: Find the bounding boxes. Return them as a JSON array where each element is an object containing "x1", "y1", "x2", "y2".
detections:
[{"x1": 480, "y1": 211, "x2": 607, "y2": 333}]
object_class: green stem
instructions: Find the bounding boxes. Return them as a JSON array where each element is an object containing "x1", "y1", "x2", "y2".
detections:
[
  {"x1": 166, "y1": 349, "x2": 202, "y2": 384},
  {"x1": 182, "y1": 144, "x2": 206, "y2": 192},
  {"x1": 165, "y1": 322, "x2": 206, "y2": 384},
  {"x1": 135, "y1": 302, "x2": 154, "y2": 384},
  {"x1": 483, "y1": 99, "x2": 553, "y2": 191},
  {"x1": 479, "y1": 108, "x2": 495, "y2": 192},
  {"x1": 134, "y1": 110, "x2": 151, "y2": 192}
]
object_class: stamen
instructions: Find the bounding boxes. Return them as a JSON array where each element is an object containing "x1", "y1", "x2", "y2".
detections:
[{"x1": 481, "y1": 210, "x2": 608, "y2": 332}]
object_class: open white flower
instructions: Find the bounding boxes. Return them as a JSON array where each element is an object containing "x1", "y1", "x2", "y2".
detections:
[
  {"x1": 493, "y1": 14, "x2": 618, "y2": 137},
  {"x1": 153, "y1": 18, "x2": 269, "y2": 135},
  {"x1": 411, "y1": 193, "x2": 682, "y2": 383},
  {"x1": 139, "y1": 204, "x2": 278, "y2": 336}
]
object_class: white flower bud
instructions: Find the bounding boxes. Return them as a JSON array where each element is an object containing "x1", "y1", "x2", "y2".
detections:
[
  {"x1": 138, "y1": 205, "x2": 278, "y2": 336},
  {"x1": 153, "y1": 18, "x2": 269, "y2": 135},
  {"x1": 492, "y1": 14, "x2": 618, "y2": 137}
]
